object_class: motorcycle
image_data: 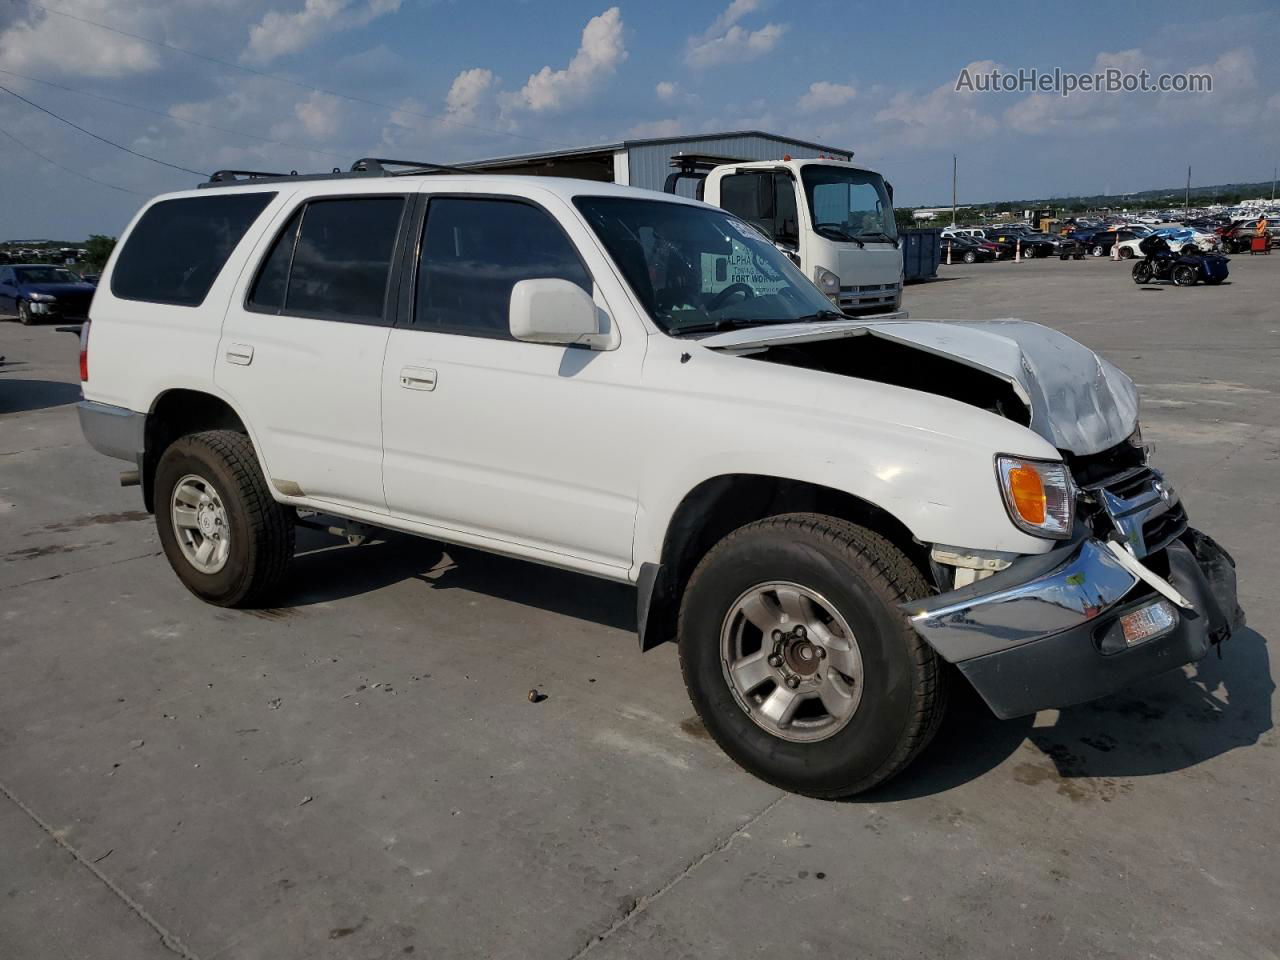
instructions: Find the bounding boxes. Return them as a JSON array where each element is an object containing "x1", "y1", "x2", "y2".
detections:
[{"x1": 1131, "y1": 235, "x2": 1230, "y2": 287}]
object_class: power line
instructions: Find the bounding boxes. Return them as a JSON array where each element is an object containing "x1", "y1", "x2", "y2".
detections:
[
  {"x1": 0, "y1": 81, "x2": 207, "y2": 175},
  {"x1": 0, "y1": 126, "x2": 146, "y2": 195},
  {"x1": 10, "y1": 0, "x2": 573, "y2": 149},
  {"x1": 0, "y1": 67, "x2": 348, "y2": 163}
]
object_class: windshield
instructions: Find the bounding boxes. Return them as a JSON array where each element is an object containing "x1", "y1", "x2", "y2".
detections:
[
  {"x1": 801, "y1": 166, "x2": 897, "y2": 243},
  {"x1": 574, "y1": 196, "x2": 836, "y2": 336},
  {"x1": 15, "y1": 267, "x2": 78, "y2": 284}
]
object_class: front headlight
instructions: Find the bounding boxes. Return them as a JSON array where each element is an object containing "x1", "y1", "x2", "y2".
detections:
[
  {"x1": 995, "y1": 455, "x2": 1074, "y2": 539},
  {"x1": 813, "y1": 266, "x2": 841, "y2": 300},
  {"x1": 28, "y1": 292, "x2": 55, "y2": 302}
]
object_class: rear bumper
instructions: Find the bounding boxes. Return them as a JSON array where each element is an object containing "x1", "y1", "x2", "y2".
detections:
[
  {"x1": 78, "y1": 400, "x2": 145, "y2": 463},
  {"x1": 904, "y1": 529, "x2": 1242, "y2": 719}
]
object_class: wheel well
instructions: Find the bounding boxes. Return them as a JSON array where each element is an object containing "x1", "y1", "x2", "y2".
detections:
[
  {"x1": 638, "y1": 475, "x2": 930, "y2": 651},
  {"x1": 142, "y1": 390, "x2": 248, "y2": 511}
]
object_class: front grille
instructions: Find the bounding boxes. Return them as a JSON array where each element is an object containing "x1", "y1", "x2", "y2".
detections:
[
  {"x1": 838, "y1": 282, "x2": 900, "y2": 311},
  {"x1": 1070, "y1": 443, "x2": 1187, "y2": 558}
]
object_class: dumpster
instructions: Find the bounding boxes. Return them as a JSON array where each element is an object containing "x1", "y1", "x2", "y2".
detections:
[{"x1": 900, "y1": 229, "x2": 942, "y2": 282}]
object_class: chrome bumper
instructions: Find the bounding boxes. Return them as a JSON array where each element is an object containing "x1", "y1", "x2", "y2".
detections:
[{"x1": 904, "y1": 529, "x2": 1242, "y2": 719}]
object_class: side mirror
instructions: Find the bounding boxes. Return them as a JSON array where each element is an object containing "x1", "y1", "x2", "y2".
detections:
[{"x1": 509, "y1": 278, "x2": 609, "y2": 349}]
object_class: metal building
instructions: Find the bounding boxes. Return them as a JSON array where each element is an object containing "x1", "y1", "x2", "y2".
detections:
[{"x1": 458, "y1": 130, "x2": 852, "y2": 197}]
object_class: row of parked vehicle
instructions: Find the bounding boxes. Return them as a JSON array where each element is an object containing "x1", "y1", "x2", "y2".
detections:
[{"x1": 939, "y1": 224, "x2": 1085, "y2": 263}]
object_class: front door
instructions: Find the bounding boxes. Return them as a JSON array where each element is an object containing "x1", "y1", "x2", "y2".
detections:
[
  {"x1": 216, "y1": 193, "x2": 410, "y2": 513},
  {"x1": 380, "y1": 192, "x2": 643, "y2": 571}
]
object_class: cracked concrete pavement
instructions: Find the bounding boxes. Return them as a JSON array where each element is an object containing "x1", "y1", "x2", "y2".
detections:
[{"x1": 1, "y1": 254, "x2": 1277, "y2": 959}]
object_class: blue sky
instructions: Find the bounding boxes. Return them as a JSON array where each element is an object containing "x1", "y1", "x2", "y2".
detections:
[{"x1": 1, "y1": 0, "x2": 1278, "y2": 238}]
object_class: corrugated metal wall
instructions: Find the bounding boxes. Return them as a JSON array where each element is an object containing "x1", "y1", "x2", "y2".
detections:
[{"x1": 625, "y1": 135, "x2": 851, "y2": 197}]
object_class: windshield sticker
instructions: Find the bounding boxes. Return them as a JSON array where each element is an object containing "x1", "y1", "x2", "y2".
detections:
[
  {"x1": 726, "y1": 218, "x2": 765, "y2": 242},
  {"x1": 701, "y1": 248, "x2": 788, "y2": 296}
]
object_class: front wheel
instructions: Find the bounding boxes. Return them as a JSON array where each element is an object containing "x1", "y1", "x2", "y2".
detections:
[
  {"x1": 1119, "y1": 246, "x2": 1134, "y2": 259},
  {"x1": 1132, "y1": 261, "x2": 1154, "y2": 284},
  {"x1": 18, "y1": 301, "x2": 32, "y2": 325},
  {"x1": 1092, "y1": 244, "x2": 1107, "y2": 257},
  {"x1": 678, "y1": 514, "x2": 946, "y2": 798},
  {"x1": 963, "y1": 250, "x2": 976, "y2": 264},
  {"x1": 155, "y1": 430, "x2": 295, "y2": 607},
  {"x1": 1172, "y1": 264, "x2": 1199, "y2": 286}
]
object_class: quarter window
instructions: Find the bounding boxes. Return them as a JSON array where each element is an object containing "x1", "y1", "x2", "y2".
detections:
[
  {"x1": 112, "y1": 192, "x2": 275, "y2": 307},
  {"x1": 414, "y1": 197, "x2": 590, "y2": 338}
]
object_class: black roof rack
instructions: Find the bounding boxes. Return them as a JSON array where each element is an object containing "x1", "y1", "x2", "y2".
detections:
[{"x1": 199, "y1": 157, "x2": 474, "y2": 189}]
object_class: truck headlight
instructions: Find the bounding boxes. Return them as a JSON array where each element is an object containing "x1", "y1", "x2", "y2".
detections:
[
  {"x1": 996, "y1": 455, "x2": 1074, "y2": 539},
  {"x1": 813, "y1": 266, "x2": 841, "y2": 300}
]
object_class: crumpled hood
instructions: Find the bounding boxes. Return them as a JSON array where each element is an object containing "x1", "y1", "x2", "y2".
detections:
[{"x1": 700, "y1": 317, "x2": 1139, "y2": 456}]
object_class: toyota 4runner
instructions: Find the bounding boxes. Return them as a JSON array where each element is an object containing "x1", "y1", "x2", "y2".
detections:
[{"x1": 77, "y1": 159, "x2": 1243, "y2": 797}]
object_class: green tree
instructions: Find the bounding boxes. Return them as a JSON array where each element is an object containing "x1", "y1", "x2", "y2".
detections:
[{"x1": 85, "y1": 234, "x2": 117, "y2": 272}]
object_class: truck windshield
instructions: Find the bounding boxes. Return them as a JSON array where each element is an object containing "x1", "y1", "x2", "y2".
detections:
[
  {"x1": 574, "y1": 196, "x2": 837, "y2": 336},
  {"x1": 801, "y1": 166, "x2": 897, "y2": 243}
]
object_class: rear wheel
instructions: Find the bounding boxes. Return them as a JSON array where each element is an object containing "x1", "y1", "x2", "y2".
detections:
[
  {"x1": 1172, "y1": 264, "x2": 1199, "y2": 286},
  {"x1": 678, "y1": 514, "x2": 946, "y2": 798},
  {"x1": 1119, "y1": 246, "x2": 1134, "y2": 259},
  {"x1": 18, "y1": 301, "x2": 32, "y2": 325},
  {"x1": 963, "y1": 250, "x2": 976, "y2": 264},
  {"x1": 155, "y1": 430, "x2": 295, "y2": 607}
]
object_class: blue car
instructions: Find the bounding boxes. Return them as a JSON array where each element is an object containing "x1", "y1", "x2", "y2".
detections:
[{"x1": 0, "y1": 264, "x2": 97, "y2": 325}]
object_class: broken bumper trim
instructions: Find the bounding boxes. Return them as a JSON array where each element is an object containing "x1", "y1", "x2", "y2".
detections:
[{"x1": 904, "y1": 529, "x2": 1242, "y2": 719}]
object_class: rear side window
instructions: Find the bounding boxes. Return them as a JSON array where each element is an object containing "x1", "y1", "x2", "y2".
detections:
[
  {"x1": 111, "y1": 193, "x2": 275, "y2": 306},
  {"x1": 248, "y1": 196, "x2": 405, "y2": 323},
  {"x1": 414, "y1": 197, "x2": 590, "y2": 338}
]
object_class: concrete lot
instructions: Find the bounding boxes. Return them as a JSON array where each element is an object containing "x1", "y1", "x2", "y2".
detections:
[{"x1": 1, "y1": 254, "x2": 1277, "y2": 960}]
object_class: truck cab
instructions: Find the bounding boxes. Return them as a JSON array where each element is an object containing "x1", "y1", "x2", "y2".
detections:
[{"x1": 681, "y1": 157, "x2": 902, "y2": 315}]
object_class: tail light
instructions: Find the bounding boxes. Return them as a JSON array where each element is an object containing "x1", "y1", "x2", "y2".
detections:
[{"x1": 78, "y1": 319, "x2": 90, "y2": 382}]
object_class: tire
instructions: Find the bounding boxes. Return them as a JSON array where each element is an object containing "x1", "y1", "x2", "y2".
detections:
[
  {"x1": 18, "y1": 301, "x2": 32, "y2": 325},
  {"x1": 1172, "y1": 265, "x2": 1198, "y2": 287},
  {"x1": 677, "y1": 514, "x2": 946, "y2": 798},
  {"x1": 1073, "y1": 253, "x2": 1085, "y2": 260},
  {"x1": 1118, "y1": 246, "x2": 1134, "y2": 259},
  {"x1": 1092, "y1": 244, "x2": 1106, "y2": 257},
  {"x1": 154, "y1": 429, "x2": 295, "y2": 607},
  {"x1": 1132, "y1": 261, "x2": 1153, "y2": 284},
  {"x1": 963, "y1": 250, "x2": 976, "y2": 264}
]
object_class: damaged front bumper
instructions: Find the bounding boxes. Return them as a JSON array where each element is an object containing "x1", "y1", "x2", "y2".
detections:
[{"x1": 904, "y1": 528, "x2": 1244, "y2": 719}]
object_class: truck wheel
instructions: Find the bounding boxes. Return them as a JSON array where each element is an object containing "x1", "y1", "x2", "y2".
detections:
[
  {"x1": 678, "y1": 514, "x2": 946, "y2": 798},
  {"x1": 155, "y1": 430, "x2": 294, "y2": 607},
  {"x1": 18, "y1": 301, "x2": 32, "y2": 325}
]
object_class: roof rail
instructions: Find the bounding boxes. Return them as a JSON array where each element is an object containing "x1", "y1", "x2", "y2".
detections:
[
  {"x1": 350, "y1": 157, "x2": 473, "y2": 176},
  {"x1": 208, "y1": 169, "x2": 294, "y2": 183}
]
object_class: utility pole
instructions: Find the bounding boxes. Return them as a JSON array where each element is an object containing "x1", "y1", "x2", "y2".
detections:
[
  {"x1": 1185, "y1": 165, "x2": 1191, "y2": 219},
  {"x1": 1272, "y1": 165, "x2": 1276, "y2": 203},
  {"x1": 951, "y1": 154, "x2": 957, "y2": 227}
]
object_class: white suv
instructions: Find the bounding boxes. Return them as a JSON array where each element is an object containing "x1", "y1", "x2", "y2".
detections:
[{"x1": 78, "y1": 160, "x2": 1242, "y2": 797}]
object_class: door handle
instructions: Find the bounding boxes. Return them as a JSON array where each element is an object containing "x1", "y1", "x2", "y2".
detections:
[
  {"x1": 399, "y1": 366, "x2": 437, "y2": 391},
  {"x1": 225, "y1": 343, "x2": 254, "y2": 366}
]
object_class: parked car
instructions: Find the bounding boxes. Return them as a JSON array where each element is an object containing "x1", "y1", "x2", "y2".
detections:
[
  {"x1": 986, "y1": 229, "x2": 1056, "y2": 258},
  {"x1": 76, "y1": 167, "x2": 1243, "y2": 798},
  {"x1": 1021, "y1": 232, "x2": 1085, "y2": 259},
  {"x1": 1086, "y1": 228, "x2": 1144, "y2": 257},
  {"x1": 941, "y1": 235, "x2": 996, "y2": 263},
  {"x1": 80, "y1": 273, "x2": 102, "y2": 286},
  {"x1": 0, "y1": 263, "x2": 97, "y2": 324}
]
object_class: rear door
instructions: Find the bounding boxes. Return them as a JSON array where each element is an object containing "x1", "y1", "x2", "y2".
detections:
[{"x1": 215, "y1": 192, "x2": 410, "y2": 513}]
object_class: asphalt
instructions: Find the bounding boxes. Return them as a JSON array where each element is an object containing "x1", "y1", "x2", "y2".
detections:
[{"x1": 1, "y1": 252, "x2": 1276, "y2": 960}]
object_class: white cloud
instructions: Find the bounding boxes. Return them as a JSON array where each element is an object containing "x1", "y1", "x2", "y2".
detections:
[
  {"x1": 656, "y1": 81, "x2": 679, "y2": 102},
  {"x1": 508, "y1": 7, "x2": 627, "y2": 112},
  {"x1": 685, "y1": 1, "x2": 787, "y2": 69},
  {"x1": 873, "y1": 59, "x2": 1001, "y2": 146},
  {"x1": 798, "y1": 81, "x2": 856, "y2": 113},
  {"x1": 293, "y1": 91, "x2": 341, "y2": 138},
  {"x1": 244, "y1": 0, "x2": 402, "y2": 64},
  {"x1": 0, "y1": 0, "x2": 159, "y2": 77},
  {"x1": 446, "y1": 68, "x2": 496, "y2": 121}
]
